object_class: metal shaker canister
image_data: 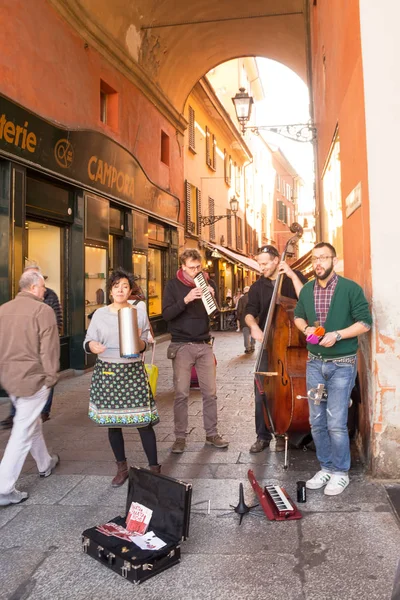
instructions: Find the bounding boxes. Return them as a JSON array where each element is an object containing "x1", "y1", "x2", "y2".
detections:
[{"x1": 118, "y1": 306, "x2": 141, "y2": 358}]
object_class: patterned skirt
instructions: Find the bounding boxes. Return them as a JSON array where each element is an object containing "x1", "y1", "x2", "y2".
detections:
[{"x1": 88, "y1": 359, "x2": 160, "y2": 428}]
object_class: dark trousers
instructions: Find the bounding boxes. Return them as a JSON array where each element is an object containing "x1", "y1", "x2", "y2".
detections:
[
  {"x1": 108, "y1": 426, "x2": 158, "y2": 466},
  {"x1": 10, "y1": 387, "x2": 54, "y2": 418},
  {"x1": 255, "y1": 351, "x2": 272, "y2": 442}
]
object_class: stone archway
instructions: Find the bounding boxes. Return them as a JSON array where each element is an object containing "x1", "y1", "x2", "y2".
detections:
[{"x1": 49, "y1": 0, "x2": 309, "y2": 129}]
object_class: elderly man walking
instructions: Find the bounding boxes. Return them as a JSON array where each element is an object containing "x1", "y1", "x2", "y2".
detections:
[{"x1": 0, "y1": 270, "x2": 60, "y2": 506}]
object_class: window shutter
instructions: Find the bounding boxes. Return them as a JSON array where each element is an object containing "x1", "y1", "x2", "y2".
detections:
[
  {"x1": 206, "y1": 126, "x2": 211, "y2": 167},
  {"x1": 209, "y1": 196, "x2": 215, "y2": 241},
  {"x1": 189, "y1": 106, "x2": 195, "y2": 151},
  {"x1": 227, "y1": 209, "x2": 232, "y2": 246},
  {"x1": 212, "y1": 135, "x2": 217, "y2": 170},
  {"x1": 185, "y1": 180, "x2": 191, "y2": 232},
  {"x1": 196, "y1": 188, "x2": 202, "y2": 235}
]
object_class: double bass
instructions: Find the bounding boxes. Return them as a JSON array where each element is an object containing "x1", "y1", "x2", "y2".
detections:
[{"x1": 254, "y1": 223, "x2": 310, "y2": 467}]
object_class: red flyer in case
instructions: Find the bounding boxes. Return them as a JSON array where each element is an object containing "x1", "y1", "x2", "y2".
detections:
[{"x1": 126, "y1": 502, "x2": 153, "y2": 535}]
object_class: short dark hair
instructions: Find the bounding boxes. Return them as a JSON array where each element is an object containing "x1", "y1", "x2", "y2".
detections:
[
  {"x1": 108, "y1": 268, "x2": 135, "y2": 294},
  {"x1": 179, "y1": 248, "x2": 202, "y2": 265},
  {"x1": 313, "y1": 242, "x2": 336, "y2": 257},
  {"x1": 256, "y1": 245, "x2": 280, "y2": 258}
]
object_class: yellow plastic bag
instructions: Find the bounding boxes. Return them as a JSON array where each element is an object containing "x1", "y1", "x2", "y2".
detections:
[{"x1": 145, "y1": 363, "x2": 158, "y2": 397}]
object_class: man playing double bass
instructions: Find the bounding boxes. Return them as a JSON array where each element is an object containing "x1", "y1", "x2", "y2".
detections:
[
  {"x1": 245, "y1": 245, "x2": 307, "y2": 453},
  {"x1": 294, "y1": 242, "x2": 371, "y2": 496}
]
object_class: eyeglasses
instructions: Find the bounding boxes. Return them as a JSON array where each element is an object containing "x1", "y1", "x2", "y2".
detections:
[
  {"x1": 311, "y1": 255, "x2": 335, "y2": 264},
  {"x1": 185, "y1": 265, "x2": 202, "y2": 271},
  {"x1": 257, "y1": 245, "x2": 279, "y2": 258}
]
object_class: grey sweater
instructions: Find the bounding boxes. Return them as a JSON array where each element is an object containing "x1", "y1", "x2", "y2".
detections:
[{"x1": 84, "y1": 305, "x2": 150, "y2": 363}]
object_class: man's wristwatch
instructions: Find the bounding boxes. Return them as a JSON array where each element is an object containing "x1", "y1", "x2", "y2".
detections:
[{"x1": 334, "y1": 331, "x2": 342, "y2": 341}]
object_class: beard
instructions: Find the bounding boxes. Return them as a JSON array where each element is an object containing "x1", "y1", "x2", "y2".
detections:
[{"x1": 314, "y1": 263, "x2": 334, "y2": 280}]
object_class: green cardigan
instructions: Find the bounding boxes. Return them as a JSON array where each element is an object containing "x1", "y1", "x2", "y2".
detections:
[{"x1": 294, "y1": 275, "x2": 372, "y2": 359}]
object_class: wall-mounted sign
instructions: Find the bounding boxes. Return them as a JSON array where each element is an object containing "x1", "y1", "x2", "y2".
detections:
[
  {"x1": 0, "y1": 94, "x2": 179, "y2": 222},
  {"x1": 345, "y1": 181, "x2": 362, "y2": 218}
]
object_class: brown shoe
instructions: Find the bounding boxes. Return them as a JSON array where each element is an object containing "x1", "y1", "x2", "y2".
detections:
[
  {"x1": 111, "y1": 460, "x2": 128, "y2": 487},
  {"x1": 149, "y1": 464, "x2": 161, "y2": 473},
  {"x1": 171, "y1": 438, "x2": 186, "y2": 454},
  {"x1": 249, "y1": 439, "x2": 270, "y2": 453},
  {"x1": 0, "y1": 415, "x2": 13, "y2": 430},
  {"x1": 205, "y1": 434, "x2": 229, "y2": 449}
]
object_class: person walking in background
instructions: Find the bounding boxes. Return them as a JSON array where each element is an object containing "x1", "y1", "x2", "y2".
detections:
[
  {"x1": 236, "y1": 286, "x2": 255, "y2": 353},
  {"x1": 245, "y1": 245, "x2": 307, "y2": 453},
  {"x1": 162, "y1": 249, "x2": 228, "y2": 454},
  {"x1": 0, "y1": 264, "x2": 63, "y2": 430},
  {"x1": 84, "y1": 268, "x2": 160, "y2": 487},
  {"x1": 294, "y1": 242, "x2": 372, "y2": 496},
  {"x1": 233, "y1": 289, "x2": 243, "y2": 331},
  {"x1": 0, "y1": 270, "x2": 60, "y2": 506}
]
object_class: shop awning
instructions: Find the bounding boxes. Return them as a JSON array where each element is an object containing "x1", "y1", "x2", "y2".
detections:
[{"x1": 205, "y1": 242, "x2": 260, "y2": 273}]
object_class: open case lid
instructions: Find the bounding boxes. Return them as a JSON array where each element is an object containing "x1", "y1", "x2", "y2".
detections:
[{"x1": 126, "y1": 467, "x2": 192, "y2": 542}]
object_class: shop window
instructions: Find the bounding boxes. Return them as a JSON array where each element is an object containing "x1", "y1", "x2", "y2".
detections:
[
  {"x1": 161, "y1": 130, "x2": 170, "y2": 166},
  {"x1": 85, "y1": 194, "x2": 109, "y2": 244},
  {"x1": 100, "y1": 80, "x2": 119, "y2": 130},
  {"x1": 25, "y1": 220, "x2": 64, "y2": 335},
  {"x1": 188, "y1": 106, "x2": 196, "y2": 152},
  {"x1": 148, "y1": 248, "x2": 163, "y2": 317},
  {"x1": 132, "y1": 252, "x2": 147, "y2": 300},
  {"x1": 205, "y1": 126, "x2": 216, "y2": 170},
  {"x1": 148, "y1": 222, "x2": 166, "y2": 242},
  {"x1": 85, "y1": 246, "x2": 107, "y2": 329},
  {"x1": 132, "y1": 211, "x2": 148, "y2": 250}
]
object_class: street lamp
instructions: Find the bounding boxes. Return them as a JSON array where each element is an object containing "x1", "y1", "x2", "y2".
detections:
[
  {"x1": 232, "y1": 88, "x2": 316, "y2": 143},
  {"x1": 199, "y1": 196, "x2": 239, "y2": 227}
]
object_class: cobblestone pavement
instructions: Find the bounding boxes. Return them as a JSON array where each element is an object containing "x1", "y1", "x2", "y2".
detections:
[{"x1": 0, "y1": 331, "x2": 399, "y2": 600}]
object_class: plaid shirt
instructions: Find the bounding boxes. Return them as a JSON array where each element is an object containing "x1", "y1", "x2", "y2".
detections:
[{"x1": 314, "y1": 273, "x2": 338, "y2": 327}]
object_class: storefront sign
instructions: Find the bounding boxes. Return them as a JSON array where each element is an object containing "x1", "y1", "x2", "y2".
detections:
[
  {"x1": 345, "y1": 182, "x2": 362, "y2": 218},
  {"x1": 0, "y1": 94, "x2": 179, "y2": 221}
]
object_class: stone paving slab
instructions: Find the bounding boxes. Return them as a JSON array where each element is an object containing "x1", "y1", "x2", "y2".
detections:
[
  {"x1": 15, "y1": 550, "x2": 300, "y2": 600},
  {"x1": 1, "y1": 331, "x2": 400, "y2": 600}
]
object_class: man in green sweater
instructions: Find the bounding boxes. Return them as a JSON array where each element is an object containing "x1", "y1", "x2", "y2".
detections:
[{"x1": 294, "y1": 242, "x2": 372, "y2": 496}]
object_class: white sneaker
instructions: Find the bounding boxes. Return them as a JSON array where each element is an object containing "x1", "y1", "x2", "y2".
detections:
[
  {"x1": 306, "y1": 470, "x2": 332, "y2": 490},
  {"x1": 39, "y1": 454, "x2": 60, "y2": 478},
  {"x1": 324, "y1": 474, "x2": 349, "y2": 496},
  {"x1": 0, "y1": 489, "x2": 28, "y2": 506}
]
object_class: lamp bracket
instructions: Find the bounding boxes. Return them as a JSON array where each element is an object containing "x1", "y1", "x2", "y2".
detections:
[
  {"x1": 199, "y1": 214, "x2": 233, "y2": 227},
  {"x1": 242, "y1": 123, "x2": 317, "y2": 143}
]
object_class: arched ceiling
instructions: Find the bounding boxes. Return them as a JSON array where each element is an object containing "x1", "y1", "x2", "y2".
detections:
[{"x1": 49, "y1": 0, "x2": 308, "y2": 130}]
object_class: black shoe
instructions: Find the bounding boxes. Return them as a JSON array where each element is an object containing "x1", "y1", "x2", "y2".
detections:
[{"x1": 0, "y1": 415, "x2": 13, "y2": 430}]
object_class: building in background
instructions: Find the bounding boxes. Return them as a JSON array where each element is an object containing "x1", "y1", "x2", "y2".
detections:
[{"x1": 183, "y1": 78, "x2": 259, "y2": 302}]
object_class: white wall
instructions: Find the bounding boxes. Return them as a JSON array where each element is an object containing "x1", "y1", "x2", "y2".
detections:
[{"x1": 359, "y1": 0, "x2": 400, "y2": 476}]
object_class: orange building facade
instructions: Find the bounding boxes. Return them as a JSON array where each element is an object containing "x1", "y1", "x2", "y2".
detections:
[
  {"x1": 0, "y1": 0, "x2": 186, "y2": 369},
  {"x1": 309, "y1": 0, "x2": 400, "y2": 477}
]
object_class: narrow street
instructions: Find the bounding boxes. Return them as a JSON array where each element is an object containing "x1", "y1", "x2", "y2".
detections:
[{"x1": 0, "y1": 331, "x2": 399, "y2": 600}]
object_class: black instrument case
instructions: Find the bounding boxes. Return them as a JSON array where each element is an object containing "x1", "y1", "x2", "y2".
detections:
[{"x1": 82, "y1": 466, "x2": 192, "y2": 584}]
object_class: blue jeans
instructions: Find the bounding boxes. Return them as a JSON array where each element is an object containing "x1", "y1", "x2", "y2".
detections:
[
  {"x1": 307, "y1": 357, "x2": 357, "y2": 475},
  {"x1": 10, "y1": 387, "x2": 54, "y2": 418}
]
